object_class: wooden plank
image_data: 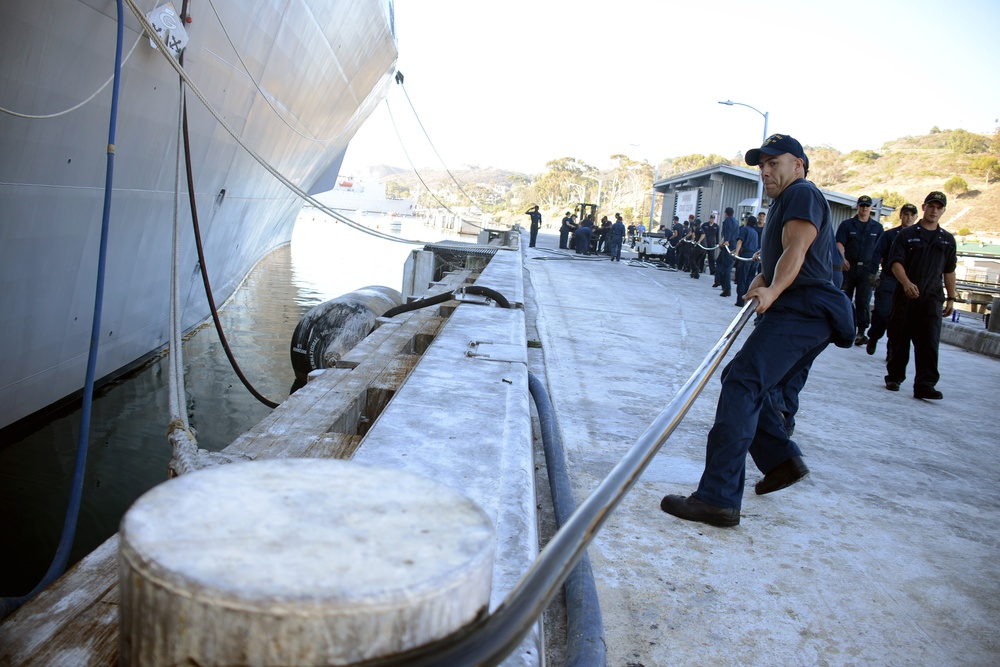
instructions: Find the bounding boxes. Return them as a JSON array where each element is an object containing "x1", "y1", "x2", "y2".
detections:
[{"x1": 0, "y1": 536, "x2": 120, "y2": 666}]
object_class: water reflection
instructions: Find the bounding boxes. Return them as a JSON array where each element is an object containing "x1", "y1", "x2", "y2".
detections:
[{"x1": 0, "y1": 211, "x2": 462, "y2": 595}]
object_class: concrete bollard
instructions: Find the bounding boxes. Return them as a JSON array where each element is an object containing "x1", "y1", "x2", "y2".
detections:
[
  {"x1": 119, "y1": 459, "x2": 494, "y2": 666},
  {"x1": 989, "y1": 297, "x2": 1000, "y2": 333}
]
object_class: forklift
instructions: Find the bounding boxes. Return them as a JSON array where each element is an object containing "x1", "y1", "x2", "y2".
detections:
[{"x1": 570, "y1": 203, "x2": 600, "y2": 253}]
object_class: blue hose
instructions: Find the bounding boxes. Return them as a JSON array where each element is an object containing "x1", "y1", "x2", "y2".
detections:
[
  {"x1": 0, "y1": 0, "x2": 124, "y2": 620},
  {"x1": 528, "y1": 372, "x2": 607, "y2": 667}
]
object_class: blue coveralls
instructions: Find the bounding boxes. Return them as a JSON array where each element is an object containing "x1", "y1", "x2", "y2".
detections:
[
  {"x1": 574, "y1": 223, "x2": 592, "y2": 254},
  {"x1": 527, "y1": 209, "x2": 541, "y2": 247},
  {"x1": 866, "y1": 225, "x2": 905, "y2": 345},
  {"x1": 717, "y1": 215, "x2": 739, "y2": 296},
  {"x1": 609, "y1": 220, "x2": 626, "y2": 261},
  {"x1": 694, "y1": 179, "x2": 854, "y2": 511},
  {"x1": 885, "y1": 223, "x2": 957, "y2": 392},
  {"x1": 734, "y1": 224, "x2": 760, "y2": 305},
  {"x1": 559, "y1": 217, "x2": 572, "y2": 249},
  {"x1": 836, "y1": 215, "x2": 883, "y2": 335}
]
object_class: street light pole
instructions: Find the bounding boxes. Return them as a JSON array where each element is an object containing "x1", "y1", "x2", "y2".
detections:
[
  {"x1": 648, "y1": 163, "x2": 659, "y2": 230},
  {"x1": 718, "y1": 99, "x2": 768, "y2": 215}
]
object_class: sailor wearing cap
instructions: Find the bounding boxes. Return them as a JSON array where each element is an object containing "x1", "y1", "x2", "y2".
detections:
[
  {"x1": 884, "y1": 191, "x2": 957, "y2": 399},
  {"x1": 835, "y1": 195, "x2": 884, "y2": 346},
  {"x1": 864, "y1": 203, "x2": 918, "y2": 355},
  {"x1": 660, "y1": 134, "x2": 854, "y2": 527}
]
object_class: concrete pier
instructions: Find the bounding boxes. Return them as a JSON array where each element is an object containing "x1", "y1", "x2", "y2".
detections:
[
  {"x1": 523, "y1": 231, "x2": 1000, "y2": 666},
  {"x1": 3, "y1": 229, "x2": 998, "y2": 666}
]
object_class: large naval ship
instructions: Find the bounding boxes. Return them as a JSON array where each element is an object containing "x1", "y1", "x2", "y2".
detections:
[{"x1": 0, "y1": 0, "x2": 399, "y2": 431}]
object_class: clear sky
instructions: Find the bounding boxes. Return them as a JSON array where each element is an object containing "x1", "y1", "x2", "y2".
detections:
[{"x1": 341, "y1": 0, "x2": 1000, "y2": 176}]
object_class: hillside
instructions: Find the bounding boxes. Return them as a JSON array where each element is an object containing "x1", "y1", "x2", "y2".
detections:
[
  {"x1": 806, "y1": 128, "x2": 1000, "y2": 234},
  {"x1": 376, "y1": 128, "x2": 1000, "y2": 235}
]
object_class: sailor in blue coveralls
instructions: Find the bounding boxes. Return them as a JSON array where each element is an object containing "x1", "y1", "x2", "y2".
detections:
[
  {"x1": 525, "y1": 205, "x2": 542, "y2": 248},
  {"x1": 865, "y1": 203, "x2": 918, "y2": 355},
  {"x1": 836, "y1": 195, "x2": 883, "y2": 346},
  {"x1": 717, "y1": 207, "x2": 739, "y2": 297},
  {"x1": 660, "y1": 134, "x2": 854, "y2": 527},
  {"x1": 733, "y1": 216, "x2": 760, "y2": 306},
  {"x1": 884, "y1": 191, "x2": 958, "y2": 400}
]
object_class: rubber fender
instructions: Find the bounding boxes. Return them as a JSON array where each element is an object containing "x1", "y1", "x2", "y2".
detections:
[{"x1": 290, "y1": 286, "x2": 402, "y2": 384}]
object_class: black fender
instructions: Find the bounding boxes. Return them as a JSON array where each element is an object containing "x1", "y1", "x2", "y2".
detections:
[{"x1": 290, "y1": 286, "x2": 402, "y2": 385}]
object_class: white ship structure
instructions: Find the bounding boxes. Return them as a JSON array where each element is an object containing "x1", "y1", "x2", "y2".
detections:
[
  {"x1": 313, "y1": 177, "x2": 416, "y2": 216},
  {"x1": 0, "y1": 0, "x2": 399, "y2": 431}
]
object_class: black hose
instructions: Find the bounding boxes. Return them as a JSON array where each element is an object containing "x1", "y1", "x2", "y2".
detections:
[
  {"x1": 382, "y1": 286, "x2": 512, "y2": 318},
  {"x1": 181, "y1": 92, "x2": 278, "y2": 409},
  {"x1": 528, "y1": 372, "x2": 607, "y2": 667},
  {"x1": 382, "y1": 290, "x2": 456, "y2": 318},
  {"x1": 464, "y1": 285, "x2": 511, "y2": 309}
]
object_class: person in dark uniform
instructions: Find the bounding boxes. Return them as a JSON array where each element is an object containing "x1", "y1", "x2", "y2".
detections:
[
  {"x1": 752, "y1": 211, "x2": 767, "y2": 277},
  {"x1": 884, "y1": 191, "x2": 957, "y2": 399},
  {"x1": 525, "y1": 205, "x2": 542, "y2": 248},
  {"x1": 609, "y1": 213, "x2": 626, "y2": 261},
  {"x1": 733, "y1": 216, "x2": 760, "y2": 306},
  {"x1": 717, "y1": 207, "x2": 738, "y2": 296},
  {"x1": 689, "y1": 218, "x2": 705, "y2": 278},
  {"x1": 866, "y1": 203, "x2": 918, "y2": 355},
  {"x1": 679, "y1": 215, "x2": 697, "y2": 272},
  {"x1": 836, "y1": 195, "x2": 883, "y2": 345},
  {"x1": 666, "y1": 216, "x2": 683, "y2": 267},
  {"x1": 598, "y1": 216, "x2": 612, "y2": 254},
  {"x1": 660, "y1": 134, "x2": 854, "y2": 527},
  {"x1": 703, "y1": 213, "x2": 720, "y2": 280},
  {"x1": 558, "y1": 211, "x2": 573, "y2": 249},
  {"x1": 575, "y1": 215, "x2": 593, "y2": 254}
]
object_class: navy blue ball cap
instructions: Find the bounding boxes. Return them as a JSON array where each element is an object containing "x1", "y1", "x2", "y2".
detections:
[
  {"x1": 745, "y1": 134, "x2": 808, "y2": 169},
  {"x1": 900, "y1": 203, "x2": 918, "y2": 214},
  {"x1": 924, "y1": 191, "x2": 947, "y2": 207}
]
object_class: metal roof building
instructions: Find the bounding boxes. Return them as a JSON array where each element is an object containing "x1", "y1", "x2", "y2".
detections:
[{"x1": 651, "y1": 163, "x2": 895, "y2": 229}]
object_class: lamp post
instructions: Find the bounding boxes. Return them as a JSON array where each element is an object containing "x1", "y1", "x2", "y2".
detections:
[{"x1": 718, "y1": 99, "x2": 768, "y2": 215}]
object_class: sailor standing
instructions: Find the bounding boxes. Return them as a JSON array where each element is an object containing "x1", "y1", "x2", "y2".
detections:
[{"x1": 836, "y1": 195, "x2": 883, "y2": 345}]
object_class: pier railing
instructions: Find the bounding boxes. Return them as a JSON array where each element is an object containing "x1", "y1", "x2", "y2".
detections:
[{"x1": 360, "y1": 300, "x2": 759, "y2": 666}]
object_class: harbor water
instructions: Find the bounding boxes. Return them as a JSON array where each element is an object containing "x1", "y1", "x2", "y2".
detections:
[{"x1": 0, "y1": 211, "x2": 461, "y2": 596}]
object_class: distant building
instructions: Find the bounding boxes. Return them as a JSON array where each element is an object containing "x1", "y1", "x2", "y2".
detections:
[{"x1": 652, "y1": 163, "x2": 894, "y2": 227}]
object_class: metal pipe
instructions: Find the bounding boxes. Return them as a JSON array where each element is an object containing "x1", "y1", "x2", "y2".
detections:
[{"x1": 360, "y1": 299, "x2": 760, "y2": 666}]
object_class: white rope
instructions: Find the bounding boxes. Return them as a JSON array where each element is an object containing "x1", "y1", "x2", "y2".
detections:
[
  {"x1": 168, "y1": 80, "x2": 189, "y2": 430},
  {"x1": 0, "y1": 32, "x2": 145, "y2": 119},
  {"x1": 122, "y1": 0, "x2": 425, "y2": 246}
]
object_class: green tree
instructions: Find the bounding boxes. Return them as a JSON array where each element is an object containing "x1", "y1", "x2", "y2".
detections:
[
  {"x1": 531, "y1": 157, "x2": 594, "y2": 206},
  {"x1": 947, "y1": 129, "x2": 989, "y2": 154},
  {"x1": 930, "y1": 125, "x2": 941, "y2": 134},
  {"x1": 386, "y1": 181, "x2": 410, "y2": 199},
  {"x1": 958, "y1": 227, "x2": 971, "y2": 239},
  {"x1": 970, "y1": 155, "x2": 1000, "y2": 183},
  {"x1": 944, "y1": 175, "x2": 968, "y2": 196},
  {"x1": 661, "y1": 153, "x2": 731, "y2": 176},
  {"x1": 872, "y1": 190, "x2": 906, "y2": 220},
  {"x1": 846, "y1": 149, "x2": 880, "y2": 164}
]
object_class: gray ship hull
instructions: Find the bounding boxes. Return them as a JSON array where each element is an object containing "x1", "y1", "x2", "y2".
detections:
[{"x1": 0, "y1": 0, "x2": 398, "y2": 430}]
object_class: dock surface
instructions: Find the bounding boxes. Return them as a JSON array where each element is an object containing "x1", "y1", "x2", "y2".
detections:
[
  {"x1": 523, "y1": 232, "x2": 1000, "y2": 666},
  {"x1": 3, "y1": 230, "x2": 998, "y2": 666}
]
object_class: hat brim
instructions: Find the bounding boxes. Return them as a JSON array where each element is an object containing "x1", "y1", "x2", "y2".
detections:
[{"x1": 745, "y1": 146, "x2": 785, "y2": 166}]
